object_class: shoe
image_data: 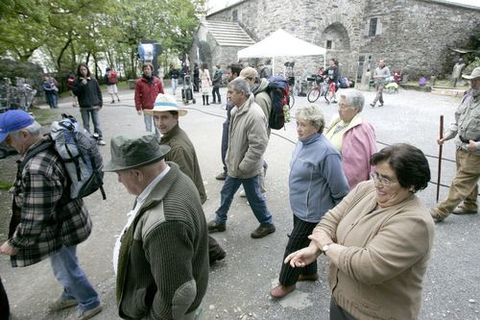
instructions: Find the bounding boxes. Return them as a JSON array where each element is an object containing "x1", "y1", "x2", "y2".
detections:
[
  {"x1": 251, "y1": 223, "x2": 275, "y2": 239},
  {"x1": 331, "y1": 100, "x2": 337, "y2": 104},
  {"x1": 298, "y1": 273, "x2": 319, "y2": 282},
  {"x1": 209, "y1": 246, "x2": 226, "y2": 265},
  {"x1": 430, "y1": 208, "x2": 447, "y2": 222},
  {"x1": 111, "y1": 100, "x2": 115, "y2": 104},
  {"x1": 207, "y1": 220, "x2": 226, "y2": 233},
  {"x1": 270, "y1": 284, "x2": 295, "y2": 299},
  {"x1": 452, "y1": 205, "x2": 478, "y2": 215},
  {"x1": 117, "y1": 98, "x2": 120, "y2": 102},
  {"x1": 379, "y1": 103, "x2": 384, "y2": 107},
  {"x1": 48, "y1": 297, "x2": 78, "y2": 312},
  {"x1": 66, "y1": 305, "x2": 102, "y2": 320},
  {"x1": 370, "y1": 103, "x2": 375, "y2": 107},
  {"x1": 97, "y1": 140, "x2": 106, "y2": 146},
  {"x1": 239, "y1": 190, "x2": 246, "y2": 198},
  {"x1": 215, "y1": 172, "x2": 227, "y2": 181}
]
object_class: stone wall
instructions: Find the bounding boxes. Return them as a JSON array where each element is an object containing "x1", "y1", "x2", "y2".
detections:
[{"x1": 206, "y1": 0, "x2": 479, "y2": 80}]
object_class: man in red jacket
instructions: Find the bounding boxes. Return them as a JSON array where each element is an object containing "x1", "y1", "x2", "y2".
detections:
[{"x1": 134, "y1": 63, "x2": 164, "y2": 132}]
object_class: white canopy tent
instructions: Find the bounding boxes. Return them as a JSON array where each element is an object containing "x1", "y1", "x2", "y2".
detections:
[{"x1": 237, "y1": 29, "x2": 327, "y2": 73}]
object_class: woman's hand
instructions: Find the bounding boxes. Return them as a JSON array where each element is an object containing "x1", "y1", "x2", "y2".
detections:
[
  {"x1": 284, "y1": 246, "x2": 319, "y2": 268},
  {"x1": 308, "y1": 231, "x2": 334, "y2": 250}
]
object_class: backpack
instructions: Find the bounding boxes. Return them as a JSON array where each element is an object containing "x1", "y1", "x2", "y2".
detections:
[
  {"x1": 108, "y1": 71, "x2": 118, "y2": 84},
  {"x1": 266, "y1": 76, "x2": 291, "y2": 130},
  {"x1": 338, "y1": 76, "x2": 349, "y2": 88},
  {"x1": 19, "y1": 114, "x2": 106, "y2": 201}
]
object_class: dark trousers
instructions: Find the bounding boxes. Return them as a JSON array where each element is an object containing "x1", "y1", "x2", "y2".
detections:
[
  {"x1": 0, "y1": 276, "x2": 9, "y2": 320},
  {"x1": 278, "y1": 215, "x2": 318, "y2": 286},
  {"x1": 221, "y1": 120, "x2": 229, "y2": 173},
  {"x1": 330, "y1": 297, "x2": 356, "y2": 320},
  {"x1": 212, "y1": 86, "x2": 221, "y2": 103}
]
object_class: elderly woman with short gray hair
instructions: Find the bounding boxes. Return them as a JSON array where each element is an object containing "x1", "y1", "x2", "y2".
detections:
[
  {"x1": 271, "y1": 104, "x2": 349, "y2": 299},
  {"x1": 325, "y1": 89, "x2": 377, "y2": 189}
]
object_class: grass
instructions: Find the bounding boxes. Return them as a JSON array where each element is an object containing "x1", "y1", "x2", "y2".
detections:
[
  {"x1": 30, "y1": 108, "x2": 59, "y2": 125},
  {"x1": 0, "y1": 181, "x2": 12, "y2": 190}
]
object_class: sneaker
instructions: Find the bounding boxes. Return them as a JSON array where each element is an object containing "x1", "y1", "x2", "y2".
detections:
[
  {"x1": 215, "y1": 172, "x2": 227, "y2": 181},
  {"x1": 117, "y1": 98, "x2": 120, "y2": 102},
  {"x1": 97, "y1": 140, "x2": 106, "y2": 146},
  {"x1": 452, "y1": 205, "x2": 478, "y2": 215},
  {"x1": 239, "y1": 190, "x2": 246, "y2": 198},
  {"x1": 48, "y1": 297, "x2": 78, "y2": 312},
  {"x1": 298, "y1": 273, "x2": 319, "y2": 282},
  {"x1": 430, "y1": 208, "x2": 447, "y2": 222},
  {"x1": 111, "y1": 100, "x2": 115, "y2": 104},
  {"x1": 379, "y1": 103, "x2": 384, "y2": 107},
  {"x1": 270, "y1": 284, "x2": 295, "y2": 299},
  {"x1": 251, "y1": 223, "x2": 275, "y2": 239},
  {"x1": 207, "y1": 220, "x2": 226, "y2": 233},
  {"x1": 66, "y1": 305, "x2": 102, "y2": 320},
  {"x1": 370, "y1": 103, "x2": 375, "y2": 108}
]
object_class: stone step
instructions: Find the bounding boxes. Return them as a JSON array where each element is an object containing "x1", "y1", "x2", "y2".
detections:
[
  {"x1": 204, "y1": 19, "x2": 255, "y2": 47},
  {"x1": 431, "y1": 87, "x2": 466, "y2": 97}
]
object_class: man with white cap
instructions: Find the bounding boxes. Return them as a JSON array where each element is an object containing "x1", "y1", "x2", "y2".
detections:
[
  {"x1": 105, "y1": 133, "x2": 208, "y2": 319},
  {"x1": 431, "y1": 67, "x2": 480, "y2": 221},
  {"x1": 0, "y1": 110, "x2": 102, "y2": 320},
  {"x1": 145, "y1": 94, "x2": 226, "y2": 264}
]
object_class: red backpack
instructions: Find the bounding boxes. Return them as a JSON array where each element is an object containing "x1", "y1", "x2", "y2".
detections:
[{"x1": 108, "y1": 71, "x2": 118, "y2": 84}]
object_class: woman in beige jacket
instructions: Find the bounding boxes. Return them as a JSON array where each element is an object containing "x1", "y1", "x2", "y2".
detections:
[{"x1": 286, "y1": 143, "x2": 434, "y2": 320}]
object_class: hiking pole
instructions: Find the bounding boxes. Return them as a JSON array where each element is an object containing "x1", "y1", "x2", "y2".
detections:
[{"x1": 436, "y1": 115, "x2": 444, "y2": 202}]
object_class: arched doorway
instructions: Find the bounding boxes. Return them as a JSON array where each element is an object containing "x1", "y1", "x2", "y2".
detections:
[{"x1": 316, "y1": 23, "x2": 354, "y2": 77}]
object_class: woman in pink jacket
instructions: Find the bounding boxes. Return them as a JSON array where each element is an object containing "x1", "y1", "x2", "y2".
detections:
[{"x1": 325, "y1": 89, "x2": 376, "y2": 189}]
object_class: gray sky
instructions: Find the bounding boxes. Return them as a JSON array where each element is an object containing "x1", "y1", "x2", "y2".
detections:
[{"x1": 206, "y1": 0, "x2": 480, "y2": 12}]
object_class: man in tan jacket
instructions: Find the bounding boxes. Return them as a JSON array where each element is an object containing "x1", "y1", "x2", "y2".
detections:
[{"x1": 207, "y1": 78, "x2": 275, "y2": 238}]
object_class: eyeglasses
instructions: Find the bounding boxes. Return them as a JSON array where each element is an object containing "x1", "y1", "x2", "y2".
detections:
[{"x1": 370, "y1": 172, "x2": 397, "y2": 187}]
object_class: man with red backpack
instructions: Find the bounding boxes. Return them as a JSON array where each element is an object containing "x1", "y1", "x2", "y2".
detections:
[{"x1": 105, "y1": 67, "x2": 120, "y2": 104}]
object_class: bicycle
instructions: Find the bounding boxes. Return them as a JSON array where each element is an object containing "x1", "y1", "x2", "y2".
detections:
[{"x1": 306, "y1": 75, "x2": 328, "y2": 103}]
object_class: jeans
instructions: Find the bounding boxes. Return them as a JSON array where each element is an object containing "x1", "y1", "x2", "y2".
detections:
[
  {"x1": 171, "y1": 78, "x2": 178, "y2": 95},
  {"x1": 143, "y1": 112, "x2": 155, "y2": 133},
  {"x1": 215, "y1": 175, "x2": 272, "y2": 225},
  {"x1": 45, "y1": 92, "x2": 57, "y2": 109},
  {"x1": 212, "y1": 87, "x2": 221, "y2": 103},
  {"x1": 50, "y1": 246, "x2": 100, "y2": 312},
  {"x1": 80, "y1": 108, "x2": 103, "y2": 138}
]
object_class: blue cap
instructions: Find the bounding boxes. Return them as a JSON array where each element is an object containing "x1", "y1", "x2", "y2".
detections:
[{"x1": 0, "y1": 110, "x2": 35, "y2": 142}]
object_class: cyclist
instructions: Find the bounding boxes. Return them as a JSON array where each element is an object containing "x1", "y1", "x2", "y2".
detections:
[{"x1": 325, "y1": 58, "x2": 340, "y2": 104}]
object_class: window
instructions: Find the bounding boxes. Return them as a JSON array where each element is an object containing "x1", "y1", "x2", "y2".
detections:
[
  {"x1": 326, "y1": 40, "x2": 333, "y2": 49},
  {"x1": 369, "y1": 18, "x2": 378, "y2": 37},
  {"x1": 232, "y1": 10, "x2": 238, "y2": 21}
]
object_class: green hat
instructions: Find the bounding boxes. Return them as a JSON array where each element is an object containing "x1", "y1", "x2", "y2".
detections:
[{"x1": 103, "y1": 134, "x2": 170, "y2": 172}]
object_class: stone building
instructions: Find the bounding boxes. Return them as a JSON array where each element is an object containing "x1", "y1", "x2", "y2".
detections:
[{"x1": 194, "y1": 0, "x2": 480, "y2": 82}]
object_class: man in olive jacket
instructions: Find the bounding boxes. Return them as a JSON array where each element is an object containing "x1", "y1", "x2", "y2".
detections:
[
  {"x1": 145, "y1": 94, "x2": 226, "y2": 264},
  {"x1": 105, "y1": 134, "x2": 209, "y2": 319},
  {"x1": 208, "y1": 77, "x2": 275, "y2": 239}
]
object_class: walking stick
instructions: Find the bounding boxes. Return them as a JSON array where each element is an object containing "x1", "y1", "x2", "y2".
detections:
[{"x1": 436, "y1": 115, "x2": 444, "y2": 202}]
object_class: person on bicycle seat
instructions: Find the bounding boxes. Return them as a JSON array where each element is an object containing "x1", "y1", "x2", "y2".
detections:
[{"x1": 326, "y1": 58, "x2": 339, "y2": 103}]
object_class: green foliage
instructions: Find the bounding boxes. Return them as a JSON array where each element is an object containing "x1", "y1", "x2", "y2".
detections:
[{"x1": 0, "y1": 0, "x2": 204, "y2": 85}]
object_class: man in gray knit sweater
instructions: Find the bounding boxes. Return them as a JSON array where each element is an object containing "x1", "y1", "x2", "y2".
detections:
[{"x1": 105, "y1": 134, "x2": 209, "y2": 320}]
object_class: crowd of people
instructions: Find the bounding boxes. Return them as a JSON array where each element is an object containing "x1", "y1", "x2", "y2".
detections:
[{"x1": 0, "y1": 60, "x2": 479, "y2": 320}]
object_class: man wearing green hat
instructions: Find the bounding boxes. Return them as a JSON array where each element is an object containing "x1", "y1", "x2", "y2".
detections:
[
  {"x1": 105, "y1": 133, "x2": 208, "y2": 320},
  {"x1": 431, "y1": 67, "x2": 480, "y2": 222}
]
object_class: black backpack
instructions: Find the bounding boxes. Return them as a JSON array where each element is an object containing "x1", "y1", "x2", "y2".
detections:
[{"x1": 266, "y1": 76, "x2": 291, "y2": 130}]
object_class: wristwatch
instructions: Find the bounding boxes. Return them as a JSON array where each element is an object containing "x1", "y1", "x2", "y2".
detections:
[{"x1": 322, "y1": 243, "x2": 332, "y2": 253}]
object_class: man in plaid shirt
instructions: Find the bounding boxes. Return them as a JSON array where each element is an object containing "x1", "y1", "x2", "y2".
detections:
[{"x1": 0, "y1": 110, "x2": 102, "y2": 320}]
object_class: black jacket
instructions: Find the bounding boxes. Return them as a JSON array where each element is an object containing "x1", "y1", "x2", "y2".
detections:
[{"x1": 73, "y1": 77, "x2": 103, "y2": 109}]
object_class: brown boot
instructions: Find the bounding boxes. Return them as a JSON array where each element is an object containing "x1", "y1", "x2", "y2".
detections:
[{"x1": 270, "y1": 284, "x2": 295, "y2": 299}]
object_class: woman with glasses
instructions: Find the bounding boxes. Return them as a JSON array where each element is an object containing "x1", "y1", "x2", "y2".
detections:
[
  {"x1": 270, "y1": 105, "x2": 350, "y2": 299},
  {"x1": 325, "y1": 89, "x2": 376, "y2": 189},
  {"x1": 286, "y1": 143, "x2": 434, "y2": 320}
]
